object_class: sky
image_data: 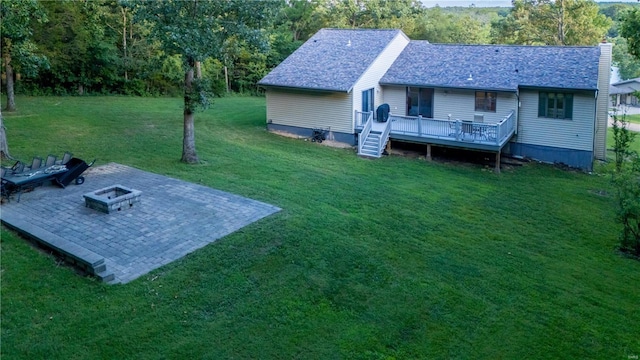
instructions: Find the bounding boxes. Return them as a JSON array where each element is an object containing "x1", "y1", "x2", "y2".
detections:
[{"x1": 421, "y1": 0, "x2": 639, "y2": 7}]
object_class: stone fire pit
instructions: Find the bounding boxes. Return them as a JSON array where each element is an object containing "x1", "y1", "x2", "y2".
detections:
[{"x1": 84, "y1": 185, "x2": 142, "y2": 214}]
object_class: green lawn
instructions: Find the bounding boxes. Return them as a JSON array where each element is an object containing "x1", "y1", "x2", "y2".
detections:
[
  {"x1": 627, "y1": 113, "x2": 640, "y2": 124},
  {"x1": 2, "y1": 96, "x2": 639, "y2": 359},
  {"x1": 607, "y1": 125, "x2": 640, "y2": 158}
]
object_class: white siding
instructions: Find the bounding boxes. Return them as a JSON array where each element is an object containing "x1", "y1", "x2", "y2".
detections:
[
  {"x1": 516, "y1": 90, "x2": 595, "y2": 151},
  {"x1": 352, "y1": 32, "x2": 410, "y2": 125},
  {"x1": 381, "y1": 86, "x2": 406, "y2": 115},
  {"x1": 265, "y1": 32, "x2": 408, "y2": 135},
  {"x1": 380, "y1": 86, "x2": 517, "y2": 123},
  {"x1": 595, "y1": 43, "x2": 612, "y2": 159},
  {"x1": 265, "y1": 89, "x2": 352, "y2": 133}
]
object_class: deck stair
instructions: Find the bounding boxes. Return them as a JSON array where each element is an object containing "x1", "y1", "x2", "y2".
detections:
[
  {"x1": 359, "y1": 130, "x2": 386, "y2": 157},
  {"x1": 358, "y1": 118, "x2": 392, "y2": 158}
]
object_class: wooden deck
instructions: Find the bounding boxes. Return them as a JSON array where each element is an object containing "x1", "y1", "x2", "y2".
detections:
[{"x1": 358, "y1": 111, "x2": 516, "y2": 152}]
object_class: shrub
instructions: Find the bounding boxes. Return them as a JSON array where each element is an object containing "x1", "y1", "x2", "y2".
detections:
[{"x1": 611, "y1": 111, "x2": 640, "y2": 257}]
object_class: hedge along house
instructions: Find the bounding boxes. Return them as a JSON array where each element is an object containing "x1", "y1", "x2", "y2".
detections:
[{"x1": 259, "y1": 28, "x2": 611, "y2": 171}]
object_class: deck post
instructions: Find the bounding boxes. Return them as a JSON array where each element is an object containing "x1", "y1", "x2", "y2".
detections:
[
  {"x1": 386, "y1": 139, "x2": 392, "y2": 152},
  {"x1": 426, "y1": 144, "x2": 432, "y2": 161},
  {"x1": 417, "y1": 115, "x2": 423, "y2": 135},
  {"x1": 495, "y1": 150, "x2": 501, "y2": 173}
]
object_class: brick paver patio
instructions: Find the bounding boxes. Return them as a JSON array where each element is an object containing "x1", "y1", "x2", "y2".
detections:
[{"x1": 0, "y1": 163, "x2": 281, "y2": 283}]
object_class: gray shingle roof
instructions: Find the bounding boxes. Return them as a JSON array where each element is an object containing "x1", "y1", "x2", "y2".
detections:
[
  {"x1": 380, "y1": 42, "x2": 601, "y2": 91},
  {"x1": 610, "y1": 77, "x2": 640, "y2": 95},
  {"x1": 258, "y1": 28, "x2": 403, "y2": 92}
]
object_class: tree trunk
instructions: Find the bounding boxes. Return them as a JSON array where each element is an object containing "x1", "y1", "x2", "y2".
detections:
[
  {"x1": 122, "y1": 7, "x2": 128, "y2": 81},
  {"x1": 0, "y1": 108, "x2": 12, "y2": 160},
  {"x1": 4, "y1": 52, "x2": 16, "y2": 112},
  {"x1": 181, "y1": 66, "x2": 198, "y2": 163}
]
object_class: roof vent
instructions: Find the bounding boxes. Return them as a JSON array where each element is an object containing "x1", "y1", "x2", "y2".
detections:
[
  {"x1": 347, "y1": 39, "x2": 351, "y2": 47},
  {"x1": 467, "y1": 73, "x2": 473, "y2": 81}
]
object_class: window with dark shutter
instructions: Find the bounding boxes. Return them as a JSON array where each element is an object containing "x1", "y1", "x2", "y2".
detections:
[{"x1": 538, "y1": 92, "x2": 573, "y2": 119}]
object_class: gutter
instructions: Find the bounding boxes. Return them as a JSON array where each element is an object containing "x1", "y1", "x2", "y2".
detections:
[
  {"x1": 257, "y1": 84, "x2": 351, "y2": 93},
  {"x1": 378, "y1": 82, "x2": 517, "y2": 93}
]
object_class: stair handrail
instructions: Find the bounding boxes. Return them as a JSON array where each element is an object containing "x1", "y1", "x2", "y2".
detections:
[
  {"x1": 358, "y1": 111, "x2": 373, "y2": 155},
  {"x1": 378, "y1": 116, "x2": 392, "y2": 156}
]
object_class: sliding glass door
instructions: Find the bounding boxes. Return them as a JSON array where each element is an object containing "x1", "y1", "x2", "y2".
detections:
[{"x1": 407, "y1": 87, "x2": 433, "y2": 118}]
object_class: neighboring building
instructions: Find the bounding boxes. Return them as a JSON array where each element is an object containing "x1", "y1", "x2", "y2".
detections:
[
  {"x1": 610, "y1": 77, "x2": 640, "y2": 107},
  {"x1": 258, "y1": 29, "x2": 611, "y2": 171}
]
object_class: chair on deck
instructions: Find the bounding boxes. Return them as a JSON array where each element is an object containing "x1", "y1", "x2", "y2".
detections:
[
  {"x1": 461, "y1": 120, "x2": 474, "y2": 139},
  {"x1": 472, "y1": 115, "x2": 485, "y2": 139}
]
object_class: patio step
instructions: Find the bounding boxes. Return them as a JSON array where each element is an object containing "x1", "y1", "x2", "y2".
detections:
[{"x1": 0, "y1": 212, "x2": 117, "y2": 283}]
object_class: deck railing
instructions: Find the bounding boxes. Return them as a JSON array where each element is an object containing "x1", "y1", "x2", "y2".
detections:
[
  {"x1": 386, "y1": 110, "x2": 516, "y2": 146},
  {"x1": 355, "y1": 110, "x2": 373, "y2": 129},
  {"x1": 378, "y1": 116, "x2": 392, "y2": 153},
  {"x1": 357, "y1": 111, "x2": 373, "y2": 155},
  {"x1": 496, "y1": 110, "x2": 516, "y2": 143}
]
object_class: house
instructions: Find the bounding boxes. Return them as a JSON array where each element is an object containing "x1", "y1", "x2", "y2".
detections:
[
  {"x1": 258, "y1": 29, "x2": 611, "y2": 171},
  {"x1": 610, "y1": 77, "x2": 640, "y2": 107}
]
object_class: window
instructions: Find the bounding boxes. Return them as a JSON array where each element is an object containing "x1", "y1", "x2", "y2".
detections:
[
  {"x1": 538, "y1": 92, "x2": 573, "y2": 119},
  {"x1": 475, "y1": 91, "x2": 496, "y2": 112},
  {"x1": 362, "y1": 88, "x2": 374, "y2": 113}
]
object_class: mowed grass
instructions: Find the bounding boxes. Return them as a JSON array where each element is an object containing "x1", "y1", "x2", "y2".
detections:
[
  {"x1": 626, "y1": 113, "x2": 640, "y2": 124},
  {"x1": 1, "y1": 96, "x2": 639, "y2": 359}
]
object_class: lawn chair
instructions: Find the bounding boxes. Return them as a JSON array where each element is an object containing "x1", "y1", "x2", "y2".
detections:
[
  {"x1": 45, "y1": 154, "x2": 57, "y2": 167},
  {"x1": 60, "y1": 151, "x2": 73, "y2": 165},
  {"x1": 30, "y1": 156, "x2": 43, "y2": 170},
  {"x1": 10, "y1": 161, "x2": 25, "y2": 174}
]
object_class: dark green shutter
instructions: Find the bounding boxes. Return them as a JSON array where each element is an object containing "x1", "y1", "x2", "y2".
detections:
[
  {"x1": 538, "y1": 92, "x2": 547, "y2": 117},
  {"x1": 564, "y1": 93, "x2": 573, "y2": 119}
]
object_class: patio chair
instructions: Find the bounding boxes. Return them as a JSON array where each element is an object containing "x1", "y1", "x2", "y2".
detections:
[
  {"x1": 45, "y1": 154, "x2": 57, "y2": 167},
  {"x1": 10, "y1": 161, "x2": 25, "y2": 174},
  {"x1": 60, "y1": 151, "x2": 73, "y2": 165},
  {"x1": 30, "y1": 156, "x2": 43, "y2": 170},
  {"x1": 461, "y1": 120, "x2": 474, "y2": 139},
  {"x1": 448, "y1": 120, "x2": 460, "y2": 137}
]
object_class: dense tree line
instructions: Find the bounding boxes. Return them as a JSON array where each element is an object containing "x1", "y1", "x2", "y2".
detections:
[{"x1": 1, "y1": 0, "x2": 639, "y2": 102}]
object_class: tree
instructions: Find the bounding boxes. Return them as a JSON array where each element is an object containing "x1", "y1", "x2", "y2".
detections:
[
  {"x1": 131, "y1": 0, "x2": 276, "y2": 163},
  {"x1": 321, "y1": 0, "x2": 423, "y2": 30},
  {"x1": 33, "y1": 0, "x2": 119, "y2": 95},
  {"x1": 0, "y1": 0, "x2": 48, "y2": 111},
  {"x1": 0, "y1": 108, "x2": 12, "y2": 160},
  {"x1": 411, "y1": 6, "x2": 491, "y2": 44},
  {"x1": 491, "y1": 0, "x2": 611, "y2": 45},
  {"x1": 620, "y1": 6, "x2": 640, "y2": 59},
  {"x1": 612, "y1": 37, "x2": 640, "y2": 80},
  {"x1": 610, "y1": 112, "x2": 640, "y2": 257}
]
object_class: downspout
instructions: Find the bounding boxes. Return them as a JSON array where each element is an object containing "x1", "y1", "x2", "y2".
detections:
[
  {"x1": 593, "y1": 89, "x2": 599, "y2": 158},
  {"x1": 515, "y1": 89, "x2": 519, "y2": 136}
]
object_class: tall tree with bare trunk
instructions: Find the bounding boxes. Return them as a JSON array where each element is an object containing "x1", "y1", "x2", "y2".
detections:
[
  {"x1": 128, "y1": 0, "x2": 276, "y2": 163},
  {"x1": 0, "y1": 108, "x2": 13, "y2": 160}
]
